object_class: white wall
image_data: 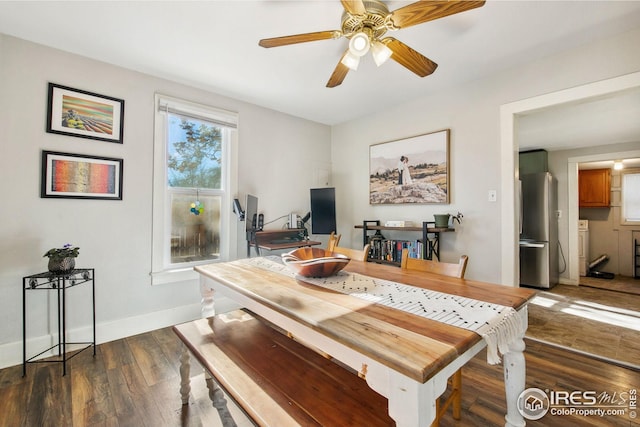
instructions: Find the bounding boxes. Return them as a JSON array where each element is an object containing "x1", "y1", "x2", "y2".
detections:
[
  {"x1": 331, "y1": 27, "x2": 640, "y2": 284},
  {"x1": 0, "y1": 34, "x2": 331, "y2": 369}
]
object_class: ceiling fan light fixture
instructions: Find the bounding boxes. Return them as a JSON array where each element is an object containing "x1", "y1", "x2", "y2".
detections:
[
  {"x1": 341, "y1": 51, "x2": 360, "y2": 70},
  {"x1": 259, "y1": 0, "x2": 485, "y2": 88},
  {"x1": 371, "y1": 40, "x2": 392, "y2": 66},
  {"x1": 348, "y1": 31, "x2": 370, "y2": 57}
]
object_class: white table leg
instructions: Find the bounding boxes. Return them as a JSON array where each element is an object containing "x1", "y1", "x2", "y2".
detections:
[
  {"x1": 386, "y1": 373, "x2": 437, "y2": 427},
  {"x1": 503, "y1": 336, "x2": 527, "y2": 427},
  {"x1": 204, "y1": 371, "x2": 237, "y2": 427},
  {"x1": 200, "y1": 276, "x2": 216, "y2": 318},
  {"x1": 179, "y1": 343, "x2": 191, "y2": 405}
]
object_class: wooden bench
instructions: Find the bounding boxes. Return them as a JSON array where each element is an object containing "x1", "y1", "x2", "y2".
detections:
[{"x1": 173, "y1": 309, "x2": 395, "y2": 427}]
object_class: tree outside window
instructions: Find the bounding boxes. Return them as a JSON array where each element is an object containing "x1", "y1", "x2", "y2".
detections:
[
  {"x1": 168, "y1": 115, "x2": 224, "y2": 264},
  {"x1": 168, "y1": 118, "x2": 222, "y2": 189}
]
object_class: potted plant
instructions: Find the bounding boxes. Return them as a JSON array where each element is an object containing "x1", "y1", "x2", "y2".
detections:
[
  {"x1": 44, "y1": 244, "x2": 80, "y2": 273},
  {"x1": 433, "y1": 212, "x2": 464, "y2": 228}
]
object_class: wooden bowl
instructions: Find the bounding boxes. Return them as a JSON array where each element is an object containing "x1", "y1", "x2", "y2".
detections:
[{"x1": 281, "y1": 247, "x2": 350, "y2": 278}]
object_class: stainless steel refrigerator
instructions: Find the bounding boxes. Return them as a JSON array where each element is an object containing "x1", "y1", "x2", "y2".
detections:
[{"x1": 519, "y1": 172, "x2": 559, "y2": 288}]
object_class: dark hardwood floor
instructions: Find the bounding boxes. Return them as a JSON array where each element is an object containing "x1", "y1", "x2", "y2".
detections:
[{"x1": 1, "y1": 324, "x2": 638, "y2": 427}]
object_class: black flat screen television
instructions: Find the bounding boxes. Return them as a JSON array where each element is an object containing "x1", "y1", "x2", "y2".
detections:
[
  {"x1": 245, "y1": 194, "x2": 258, "y2": 232},
  {"x1": 310, "y1": 188, "x2": 336, "y2": 235}
]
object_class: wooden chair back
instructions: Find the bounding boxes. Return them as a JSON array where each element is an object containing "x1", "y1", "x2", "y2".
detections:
[
  {"x1": 400, "y1": 249, "x2": 468, "y2": 279},
  {"x1": 327, "y1": 231, "x2": 341, "y2": 253},
  {"x1": 331, "y1": 244, "x2": 370, "y2": 262}
]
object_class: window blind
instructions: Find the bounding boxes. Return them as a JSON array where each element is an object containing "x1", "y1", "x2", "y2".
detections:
[
  {"x1": 623, "y1": 172, "x2": 640, "y2": 221},
  {"x1": 157, "y1": 95, "x2": 238, "y2": 129}
]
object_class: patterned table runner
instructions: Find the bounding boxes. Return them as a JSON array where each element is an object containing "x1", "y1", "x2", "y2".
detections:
[{"x1": 239, "y1": 256, "x2": 527, "y2": 365}]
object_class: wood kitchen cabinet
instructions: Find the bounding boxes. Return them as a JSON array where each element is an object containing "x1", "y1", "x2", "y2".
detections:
[{"x1": 579, "y1": 168, "x2": 610, "y2": 207}]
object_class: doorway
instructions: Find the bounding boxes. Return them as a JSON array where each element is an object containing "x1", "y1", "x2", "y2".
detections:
[{"x1": 500, "y1": 71, "x2": 640, "y2": 286}]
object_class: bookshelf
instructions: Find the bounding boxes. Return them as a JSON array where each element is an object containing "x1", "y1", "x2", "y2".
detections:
[{"x1": 355, "y1": 220, "x2": 454, "y2": 265}]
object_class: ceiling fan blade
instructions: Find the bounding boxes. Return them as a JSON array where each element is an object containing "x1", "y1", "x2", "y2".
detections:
[
  {"x1": 341, "y1": 0, "x2": 367, "y2": 16},
  {"x1": 383, "y1": 37, "x2": 438, "y2": 77},
  {"x1": 326, "y1": 51, "x2": 351, "y2": 88},
  {"x1": 259, "y1": 30, "x2": 340, "y2": 48},
  {"x1": 390, "y1": 0, "x2": 485, "y2": 29}
]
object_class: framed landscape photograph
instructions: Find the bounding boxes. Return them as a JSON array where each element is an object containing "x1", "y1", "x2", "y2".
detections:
[
  {"x1": 41, "y1": 150, "x2": 123, "y2": 200},
  {"x1": 46, "y1": 83, "x2": 124, "y2": 143},
  {"x1": 369, "y1": 129, "x2": 450, "y2": 204}
]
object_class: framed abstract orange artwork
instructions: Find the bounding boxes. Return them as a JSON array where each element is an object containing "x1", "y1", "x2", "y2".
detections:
[
  {"x1": 41, "y1": 151, "x2": 123, "y2": 200},
  {"x1": 46, "y1": 83, "x2": 125, "y2": 144}
]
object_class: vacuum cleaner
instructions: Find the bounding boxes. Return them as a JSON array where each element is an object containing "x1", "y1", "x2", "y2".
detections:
[{"x1": 586, "y1": 254, "x2": 615, "y2": 279}]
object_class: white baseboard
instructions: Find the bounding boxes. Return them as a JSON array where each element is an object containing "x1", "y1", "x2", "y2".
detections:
[
  {"x1": 97, "y1": 302, "x2": 202, "y2": 344},
  {"x1": 559, "y1": 277, "x2": 579, "y2": 286},
  {"x1": 0, "y1": 299, "x2": 240, "y2": 370}
]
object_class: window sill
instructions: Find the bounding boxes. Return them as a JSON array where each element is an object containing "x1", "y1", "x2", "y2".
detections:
[
  {"x1": 150, "y1": 267, "x2": 199, "y2": 286},
  {"x1": 151, "y1": 258, "x2": 226, "y2": 285}
]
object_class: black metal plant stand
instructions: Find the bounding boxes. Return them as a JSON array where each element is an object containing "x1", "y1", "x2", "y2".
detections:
[{"x1": 22, "y1": 268, "x2": 96, "y2": 376}]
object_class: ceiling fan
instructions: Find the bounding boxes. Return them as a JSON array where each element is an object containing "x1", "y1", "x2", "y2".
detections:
[{"x1": 259, "y1": 0, "x2": 485, "y2": 88}]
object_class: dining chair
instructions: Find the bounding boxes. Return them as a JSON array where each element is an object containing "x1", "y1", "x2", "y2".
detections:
[
  {"x1": 331, "y1": 244, "x2": 370, "y2": 262},
  {"x1": 400, "y1": 248, "x2": 469, "y2": 427},
  {"x1": 400, "y1": 249, "x2": 468, "y2": 279},
  {"x1": 327, "y1": 231, "x2": 341, "y2": 253}
]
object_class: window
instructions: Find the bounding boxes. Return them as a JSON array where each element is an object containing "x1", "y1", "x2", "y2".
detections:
[
  {"x1": 152, "y1": 94, "x2": 238, "y2": 284},
  {"x1": 622, "y1": 169, "x2": 640, "y2": 224}
]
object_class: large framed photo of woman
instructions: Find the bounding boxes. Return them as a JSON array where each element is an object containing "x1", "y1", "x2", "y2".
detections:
[
  {"x1": 369, "y1": 129, "x2": 450, "y2": 204},
  {"x1": 46, "y1": 83, "x2": 124, "y2": 143}
]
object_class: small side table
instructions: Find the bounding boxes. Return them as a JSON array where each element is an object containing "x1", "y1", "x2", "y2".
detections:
[{"x1": 22, "y1": 268, "x2": 96, "y2": 376}]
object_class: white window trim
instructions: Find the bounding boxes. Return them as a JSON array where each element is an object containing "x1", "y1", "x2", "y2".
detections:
[
  {"x1": 151, "y1": 94, "x2": 238, "y2": 285},
  {"x1": 621, "y1": 167, "x2": 640, "y2": 226}
]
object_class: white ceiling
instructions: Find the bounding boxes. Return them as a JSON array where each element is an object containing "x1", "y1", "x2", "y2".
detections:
[
  {"x1": 517, "y1": 88, "x2": 640, "y2": 152},
  {"x1": 2, "y1": 1, "x2": 640, "y2": 151}
]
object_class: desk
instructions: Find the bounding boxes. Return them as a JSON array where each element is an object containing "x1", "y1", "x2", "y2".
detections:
[
  {"x1": 247, "y1": 228, "x2": 321, "y2": 256},
  {"x1": 196, "y1": 259, "x2": 535, "y2": 427}
]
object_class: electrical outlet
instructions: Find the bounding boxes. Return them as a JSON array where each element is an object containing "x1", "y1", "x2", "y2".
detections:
[{"x1": 488, "y1": 190, "x2": 497, "y2": 202}]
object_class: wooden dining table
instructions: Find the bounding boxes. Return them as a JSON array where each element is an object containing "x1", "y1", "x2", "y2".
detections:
[{"x1": 195, "y1": 257, "x2": 536, "y2": 427}]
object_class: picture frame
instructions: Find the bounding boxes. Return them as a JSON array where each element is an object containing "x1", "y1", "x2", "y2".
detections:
[
  {"x1": 369, "y1": 129, "x2": 450, "y2": 204},
  {"x1": 46, "y1": 83, "x2": 124, "y2": 144},
  {"x1": 41, "y1": 150, "x2": 124, "y2": 200}
]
